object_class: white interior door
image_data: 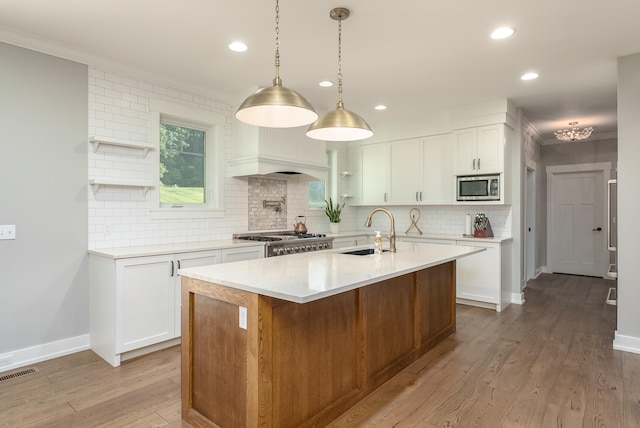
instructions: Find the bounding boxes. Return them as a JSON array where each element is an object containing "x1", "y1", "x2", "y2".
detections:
[{"x1": 549, "y1": 170, "x2": 606, "y2": 276}]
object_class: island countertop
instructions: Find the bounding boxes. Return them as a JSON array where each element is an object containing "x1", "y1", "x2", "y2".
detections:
[{"x1": 179, "y1": 241, "x2": 483, "y2": 303}]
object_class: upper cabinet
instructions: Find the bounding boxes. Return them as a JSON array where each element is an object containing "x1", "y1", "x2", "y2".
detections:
[
  {"x1": 359, "y1": 134, "x2": 453, "y2": 206},
  {"x1": 453, "y1": 124, "x2": 505, "y2": 175},
  {"x1": 389, "y1": 135, "x2": 453, "y2": 205},
  {"x1": 361, "y1": 143, "x2": 391, "y2": 205}
]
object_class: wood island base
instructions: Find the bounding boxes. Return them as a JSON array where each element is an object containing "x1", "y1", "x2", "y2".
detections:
[{"x1": 181, "y1": 261, "x2": 456, "y2": 428}]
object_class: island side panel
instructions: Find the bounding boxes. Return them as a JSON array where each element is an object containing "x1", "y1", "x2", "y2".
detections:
[
  {"x1": 415, "y1": 261, "x2": 457, "y2": 350},
  {"x1": 182, "y1": 276, "x2": 255, "y2": 428},
  {"x1": 268, "y1": 290, "x2": 360, "y2": 428}
]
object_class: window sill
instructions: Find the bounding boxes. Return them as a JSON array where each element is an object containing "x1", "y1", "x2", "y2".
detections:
[{"x1": 150, "y1": 208, "x2": 225, "y2": 220}]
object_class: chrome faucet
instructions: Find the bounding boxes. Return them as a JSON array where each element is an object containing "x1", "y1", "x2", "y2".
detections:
[{"x1": 364, "y1": 208, "x2": 396, "y2": 253}]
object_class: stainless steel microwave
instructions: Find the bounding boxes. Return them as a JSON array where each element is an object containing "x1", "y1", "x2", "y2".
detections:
[{"x1": 456, "y1": 174, "x2": 500, "y2": 201}]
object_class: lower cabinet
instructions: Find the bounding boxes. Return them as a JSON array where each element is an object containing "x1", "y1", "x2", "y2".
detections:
[
  {"x1": 332, "y1": 235, "x2": 370, "y2": 249},
  {"x1": 398, "y1": 236, "x2": 512, "y2": 312},
  {"x1": 89, "y1": 246, "x2": 263, "y2": 366},
  {"x1": 455, "y1": 240, "x2": 511, "y2": 312}
]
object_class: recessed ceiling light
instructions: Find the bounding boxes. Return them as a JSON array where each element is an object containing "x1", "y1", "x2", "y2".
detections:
[
  {"x1": 374, "y1": 104, "x2": 387, "y2": 111},
  {"x1": 228, "y1": 42, "x2": 248, "y2": 52},
  {"x1": 491, "y1": 27, "x2": 515, "y2": 39},
  {"x1": 319, "y1": 80, "x2": 334, "y2": 87},
  {"x1": 521, "y1": 72, "x2": 540, "y2": 80}
]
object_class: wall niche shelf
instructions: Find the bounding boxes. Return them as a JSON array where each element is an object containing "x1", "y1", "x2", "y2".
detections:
[
  {"x1": 90, "y1": 136, "x2": 154, "y2": 157},
  {"x1": 89, "y1": 178, "x2": 154, "y2": 195}
]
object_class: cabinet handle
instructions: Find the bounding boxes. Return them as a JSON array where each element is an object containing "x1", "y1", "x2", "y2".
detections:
[
  {"x1": 384, "y1": 192, "x2": 388, "y2": 202},
  {"x1": 473, "y1": 158, "x2": 476, "y2": 170},
  {"x1": 177, "y1": 260, "x2": 181, "y2": 276},
  {"x1": 420, "y1": 191, "x2": 423, "y2": 201},
  {"x1": 170, "y1": 260, "x2": 174, "y2": 277},
  {"x1": 416, "y1": 191, "x2": 419, "y2": 202},
  {"x1": 478, "y1": 158, "x2": 481, "y2": 170}
]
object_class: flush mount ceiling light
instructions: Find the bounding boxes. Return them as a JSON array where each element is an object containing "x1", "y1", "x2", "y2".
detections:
[
  {"x1": 235, "y1": 0, "x2": 318, "y2": 128},
  {"x1": 374, "y1": 104, "x2": 387, "y2": 110},
  {"x1": 554, "y1": 121, "x2": 594, "y2": 141},
  {"x1": 306, "y1": 7, "x2": 373, "y2": 141}
]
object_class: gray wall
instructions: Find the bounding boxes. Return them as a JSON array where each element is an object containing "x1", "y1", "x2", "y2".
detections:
[
  {"x1": 0, "y1": 42, "x2": 88, "y2": 355},
  {"x1": 617, "y1": 53, "x2": 640, "y2": 344},
  {"x1": 537, "y1": 138, "x2": 617, "y2": 268}
]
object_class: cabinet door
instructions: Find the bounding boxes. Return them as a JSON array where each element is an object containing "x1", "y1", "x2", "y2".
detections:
[
  {"x1": 455, "y1": 242, "x2": 499, "y2": 304},
  {"x1": 475, "y1": 124, "x2": 504, "y2": 173},
  {"x1": 333, "y1": 235, "x2": 369, "y2": 249},
  {"x1": 221, "y1": 246, "x2": 264, "y2": 263},
  {"x1": 175, "y1": 250, "x2": 222, "y2": 336},
  {"x1": 118, "y1": 255, "x2": 175, "y2": 352},
  {"x1": 421, "y1": 134, "x2": 453, "y2": 204},
  {"x1": 361, "y1": 143, "x2": 390, "y2": 205},
  {"x1": 453, "y1": 128, "x2": 477, "y2": 175},
  {"x1": 390, "y1": 139, "x2": 422, "y2": 204}
]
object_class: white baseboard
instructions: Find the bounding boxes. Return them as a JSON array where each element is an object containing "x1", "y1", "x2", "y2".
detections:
[
  {"x1": 511, "y1": 292, "x2": 525, "y2": 305},
  {"x1": 613, "y1": 331, "x2": 640, "y2": 355},
  {"x1": 0, "y1": 334, "x2": 90, "y2": 373}
]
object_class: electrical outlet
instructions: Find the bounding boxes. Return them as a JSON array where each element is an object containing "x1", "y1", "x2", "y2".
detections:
[
  {"x1": 0, "y1": 225, "x2": 16, "y2": 240},
  {"x1": 239, "y1": 306, "x2": 247, "y2": 330},
  {"x1": 0, "y1": 355, "x2": 13, "y2": 367}
]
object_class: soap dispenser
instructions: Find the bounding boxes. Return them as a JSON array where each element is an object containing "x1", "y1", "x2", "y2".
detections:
[{"x1": 374, "y1": 231, "x2": 383, "y2": 254}]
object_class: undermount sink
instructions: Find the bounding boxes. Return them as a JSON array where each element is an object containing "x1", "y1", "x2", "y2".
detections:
[{"x1": 341, "y1": 248, "x2": 389, "y2": 256}]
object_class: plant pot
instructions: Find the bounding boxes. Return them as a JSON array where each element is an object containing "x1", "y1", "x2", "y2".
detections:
[{"x1": 329, "y1": 222, "x2": 341, "y2": 234}]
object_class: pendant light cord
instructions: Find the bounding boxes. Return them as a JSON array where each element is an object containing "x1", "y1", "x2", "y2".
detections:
[
  {"x1": 337, "y1": 17, "x2": 343, "y2": 105},
  {"x1": 274, "y1": 0, "x2": 281, "y2": 83}
]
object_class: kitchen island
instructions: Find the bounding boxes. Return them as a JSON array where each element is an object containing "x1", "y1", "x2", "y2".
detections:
[{"x1": 179, "y1": 242, "x2": 482, "y2": 428}]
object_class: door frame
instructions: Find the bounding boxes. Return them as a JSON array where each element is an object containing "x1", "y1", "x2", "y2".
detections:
[
  {"x1": 546, "y1": 162, "x2": 611, "y2": 277},
  {"x1": 524, "y1": 161, "x2": 536, "y2": 282}
]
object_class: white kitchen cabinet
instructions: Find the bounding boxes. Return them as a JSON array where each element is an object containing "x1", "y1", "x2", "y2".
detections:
[
  {"x1": 453, "y1": 124, "x2": 504, "y2": 175},
  {"x1": 332, "y1": 235, "x2": 370, "y2": 249},
  {"x1": 361, "y1": 143, "x2": 391, "y2": 205},
  {"x1": 90, "y1": 249, "x2": 224, "y2": 366},
  {"x1": 455, "y1": 240, "x2": 511, "y2": 312},
  {"x1": 221, "y1": 246, "x2": 265, "y2": 263},
  {"x1": 362, "y1": 135, "x2": 453, "y2": 206},
  {"x1": 390, "y1": 138, "x2": 422, "y2": 204},
  {"x1": 421, "y1": 134, "x2": 453, "y2": 204}
]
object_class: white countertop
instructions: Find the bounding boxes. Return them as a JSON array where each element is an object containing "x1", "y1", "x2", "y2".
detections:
[
  {"x1": 88, "y1": 239, "x2": 265, "y2": 259},
  {"x1": 179, "y1": 242, "x2": 484, "y2": 304},
  {"x1": 329, "y1": 231, "x2": 512, "y2": 244}
]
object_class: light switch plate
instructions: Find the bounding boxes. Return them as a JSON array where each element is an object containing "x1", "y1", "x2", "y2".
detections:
[
  {"x1": 0, "y1": 225, "x2": 16, "y2": 240},
  {"x1": 239, "y1": 306, "x2": 247, "y2": 330}
]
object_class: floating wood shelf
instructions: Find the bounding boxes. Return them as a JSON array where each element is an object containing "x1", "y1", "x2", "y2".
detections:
[
  {"x1": 89, "y1": 178, "x2": 154, "y2": 195},
  {"x1": 90, "y1": 136, "x2": 154, "y2": 157}
]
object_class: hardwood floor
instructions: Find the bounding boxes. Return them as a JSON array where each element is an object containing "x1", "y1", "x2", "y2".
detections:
[{"x1": 1, "y1": 274, "x2": 638, "y2": 427}]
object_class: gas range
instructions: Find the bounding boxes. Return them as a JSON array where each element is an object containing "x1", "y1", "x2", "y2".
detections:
[{"x1": 234, "y1": 231, "x2": 333, "y2": 257}]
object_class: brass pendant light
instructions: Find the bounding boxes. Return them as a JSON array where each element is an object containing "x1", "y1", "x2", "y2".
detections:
[
  {"x1": 235, "y1": 0, "x2": 318, "y2": 128},
  {"x1": 306, "y1": 7, "x2": 373, "y2": 141}
]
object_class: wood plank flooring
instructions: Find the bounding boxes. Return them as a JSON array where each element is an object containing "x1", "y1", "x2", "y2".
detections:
[{"x1": 1, "y1": 274, "x2": 638, "y2": 427}]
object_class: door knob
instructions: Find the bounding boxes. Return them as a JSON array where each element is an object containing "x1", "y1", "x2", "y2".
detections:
[{"x1": 592, "y1": 227, "x2": 602, "y2": 231}]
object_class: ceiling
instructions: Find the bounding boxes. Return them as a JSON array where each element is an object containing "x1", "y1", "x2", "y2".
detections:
[{"x1": 1, "y1": 0, "x2": 639, "y2": 143}]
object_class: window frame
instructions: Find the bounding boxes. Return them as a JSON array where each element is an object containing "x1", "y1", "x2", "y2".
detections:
[{"x1": 149, "y1": 99, "x2": 225, "y2": 220}]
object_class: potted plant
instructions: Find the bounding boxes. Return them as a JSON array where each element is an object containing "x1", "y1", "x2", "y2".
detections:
[{"x1": 325, "y1": 197, "x2": 345, "y2": 234}]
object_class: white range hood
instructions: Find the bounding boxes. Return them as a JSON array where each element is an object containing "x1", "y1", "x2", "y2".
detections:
[{"x1": 230, "y1": 121, "x2": 328, "y2": 181}]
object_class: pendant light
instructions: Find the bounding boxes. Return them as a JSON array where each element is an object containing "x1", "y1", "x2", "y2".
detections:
[
  {"x1": 235, "y1": 0, "x2": 318, "y2": 128},
  {"x1": 306, "y1": 7, "x2": 373, "y2": 141}
]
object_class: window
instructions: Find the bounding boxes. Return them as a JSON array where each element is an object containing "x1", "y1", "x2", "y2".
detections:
[
  {"x1": 309, "y1": 149, "x2": 337, "y2": 207},
  {"x1": 160, "y1": 122, "x2": 206, "y2": 206},
  {"x1": 149, "y1": 99, "x2": 225, "y2": 219}
]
